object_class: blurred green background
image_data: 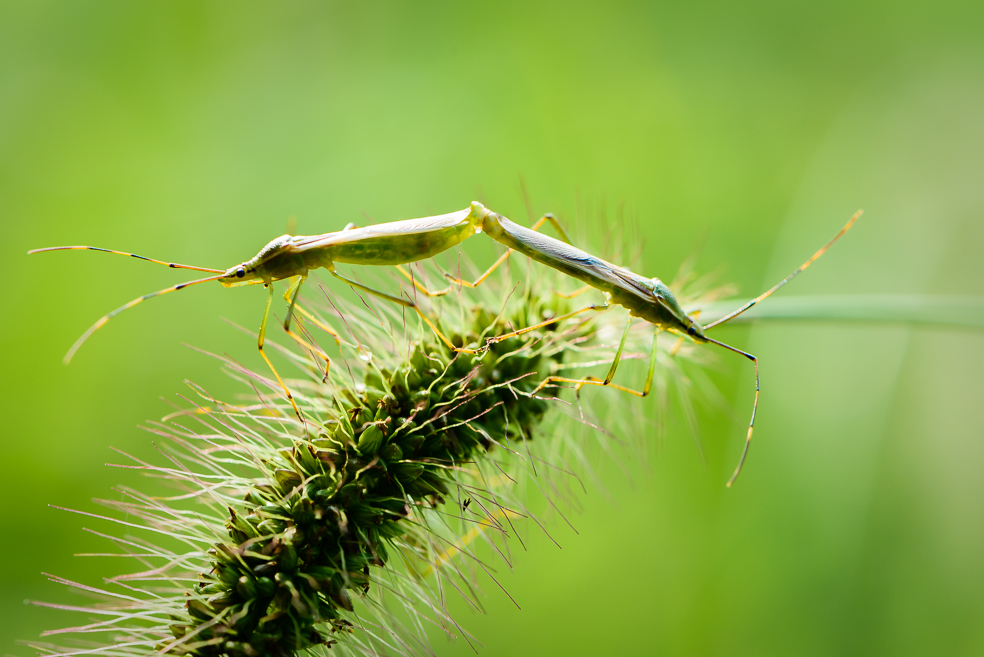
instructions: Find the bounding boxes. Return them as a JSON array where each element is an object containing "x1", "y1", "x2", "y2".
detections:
[{"x1": 2, "y1": 1, "x2": 983, "y2": 655}]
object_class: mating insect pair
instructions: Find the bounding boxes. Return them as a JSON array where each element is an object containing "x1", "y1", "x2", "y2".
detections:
[{"x1": 30, "y1": 201, "x2": 860, "y2": 485}]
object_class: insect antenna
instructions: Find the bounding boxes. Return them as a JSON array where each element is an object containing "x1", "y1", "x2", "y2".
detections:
[
  {"x1": 699, "y1": 210, "x2": 861, "y2": 486},
  {"x1": 64, "y1": 272, "x2": 228, "y2": 364},
  {"x1": 28, "y1": 245, "x2": 225, "y2": 274},
  {"x1": 702, "y1": 336, "x2": 759, "y2": 487},
  {"x1": 702, "y1": 209, "x2": 862, "y2": 330}
]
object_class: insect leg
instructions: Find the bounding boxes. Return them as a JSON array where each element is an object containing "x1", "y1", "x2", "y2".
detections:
[
  {"x1": 703, "y1": 336, "x2": 759, "y2": 487},
  {"x1": 445, "y1": 213, "x2": 572, "y2": 288},
  {"x1": 281, "y1": 276, "x2": 334, "y2": 383},
  {"x1": 258, "y1": 283, "x2": 303, "y2": 421},
  {"x1": 444, "y1": 250, "x2": 512, "y2": 289},
  {"x1": 280, "y1": 281, "x2": 346, "y2": 346},
  {"x1": 395, "y1": 264, "x2": 452, "y2": 297},
  {"x1": 554, "y1": 285, "x2": 593, "y2": 299},
  {"x1": 284, "y1": 275, "x2": 303, "y2": 329},
  {"x1": 533, "y1": 213, "x2": 572, "y2": 244},
  {"x1": 533, "y1": 319, "x2": 659, "y2": 398},
  {"x1": 329, "y1": 268, "x2": 481, "y2": 354},
  {"x1": 485, "y1": 295, "x2": 612, "y2": 346}
]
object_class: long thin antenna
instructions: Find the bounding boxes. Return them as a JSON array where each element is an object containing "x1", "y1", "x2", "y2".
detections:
[
  {"x1": 28, "y1": 245, "x2": 225, "y2": 274},
  {"x1": 64, "y1": 273, "x2": 227, "y2": 364},
  {"x1": 703, "y1": 336, "x2": 758, "y2": 487},
  {"x1": 703, "y1": 210, "x2": 862, "y2": 331}
]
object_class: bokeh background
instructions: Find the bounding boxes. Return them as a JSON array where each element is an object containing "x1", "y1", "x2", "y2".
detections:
[{"x1": 2, "y1": 2, "x2": 983, "y2": 655}]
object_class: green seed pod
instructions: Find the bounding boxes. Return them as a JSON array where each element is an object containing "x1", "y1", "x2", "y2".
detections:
[
  {"x1": 380, "y1": 443, "x2": 402, "y2": 461},
  {"x1": 274, "y1": 468, "x2": 302, "y2": 491},
  {"x1": 356, "y1": 425, "x2": 385, "y2": 455},
  {"x1": 392, "y1": 461, "x2": 424, "y2": 482},
  {"x1": 236, "y1": 575, "x2": 256, "y2": 599},
  {"x1": 256, "y1": 518, "x2": 287, "y2": 535},
  {"x1": 35, "y1": 272, "x2": 708, "y2": 657},
  {"x1": 279, "y1": 544, "x2": 299, "y2": 572},
  {"x1": 255, "y1": 576, "x2": 275, "y2": 598}
]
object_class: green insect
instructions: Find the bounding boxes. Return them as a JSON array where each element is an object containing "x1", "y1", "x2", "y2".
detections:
[
  {"x1": 30, "y1": 198, "x2": 857, "y2": 484},
  {"x1": 445, "y1": 207, "x2": 862, "y2": 486},
  {"x1": 29, "y1": 204, "x2": 510, "y2": 420}
]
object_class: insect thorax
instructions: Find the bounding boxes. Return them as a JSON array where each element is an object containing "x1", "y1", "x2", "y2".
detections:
[
  {"x1": 245, "y1": 235, "x2": 309, "y2": 281},
  {"x1": 618, "y1": 283, "x2": 691, "y2": 332},
  {"x1": 250, "y1": 235, "x2": 294, "y2": 264}
]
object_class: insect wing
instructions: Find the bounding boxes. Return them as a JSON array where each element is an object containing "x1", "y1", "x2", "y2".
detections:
[
  {"x1": 291, "y1": 208, "x2": 472, "y2": 252},
  {"x1": 531, "y1": 231, "x2": 655, "y2": 302}
]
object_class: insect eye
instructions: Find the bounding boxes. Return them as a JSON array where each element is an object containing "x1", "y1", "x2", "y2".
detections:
[
  {"x1": 236, "y1": 267, "x2": 246, "y2": 278},
  {"x1": 687, "y1": 326, "x2": 696, "y2": 336}
]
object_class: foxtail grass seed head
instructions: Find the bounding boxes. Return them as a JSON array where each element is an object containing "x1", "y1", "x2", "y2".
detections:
[{"x1": 29, "y1": 263, "x2": 726, "y2": 657}]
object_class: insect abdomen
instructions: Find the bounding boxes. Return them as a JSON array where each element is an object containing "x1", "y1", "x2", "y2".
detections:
[{"x1": 330, "y1": 222, "x2": 475, "y2": 266}]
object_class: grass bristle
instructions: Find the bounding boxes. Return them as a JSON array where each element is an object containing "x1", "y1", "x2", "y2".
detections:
[{"x1": 29, "y1": 262, "x2": 726, "y2": 657}]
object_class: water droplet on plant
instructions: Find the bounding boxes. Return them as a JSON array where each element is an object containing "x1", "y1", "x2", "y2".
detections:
[{"x1": 357, "y1": 345, "x2": 372, "y2": 362}]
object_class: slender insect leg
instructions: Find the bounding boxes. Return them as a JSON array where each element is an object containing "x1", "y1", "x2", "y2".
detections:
[
  {"x1": 445, "y1": 249, "x2": 512, "y2": 289},
  {"x1": 284, "y1": 275, "x2": 304, "y2": 329},
  {"x1": 329, "y1": 268, "x2": 481, "y2": 355},
  {"x1": 292, "y1": 305, "x2": 347, "y2": 345},
  {"x1": 554, "y1": 285, "x2": 592, "y2": 299},
  {"x1": 535, "y1": 213, "x2": 572, "y2": 245},
  {"x1": 703, "y1": 336, "x2": 759, "y2": 487},
  {"x1": 258, "y1": 284, "x2": 303, "y2": 421},
  {"x1": 445, "y1": 214, "x2": 573, "y2": 288},
  {"x1": 282, "y1": 276, "x2": 333, "y2": 383},
  {"x1": 395, "y1": 264, "x2": 452, "y2": 297},
  {"x1": 533, "y1": 320, "x2": 659, "y2": 398},
  {"x1": 604, "y1": 315, "x2": 635, "y2": 384},
  {"x1": 280, "y1": 281, "x2": 346, "y2": 346},
  {"x1": 486, "y1": 295, "x2": 612, "y2": 346}
]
